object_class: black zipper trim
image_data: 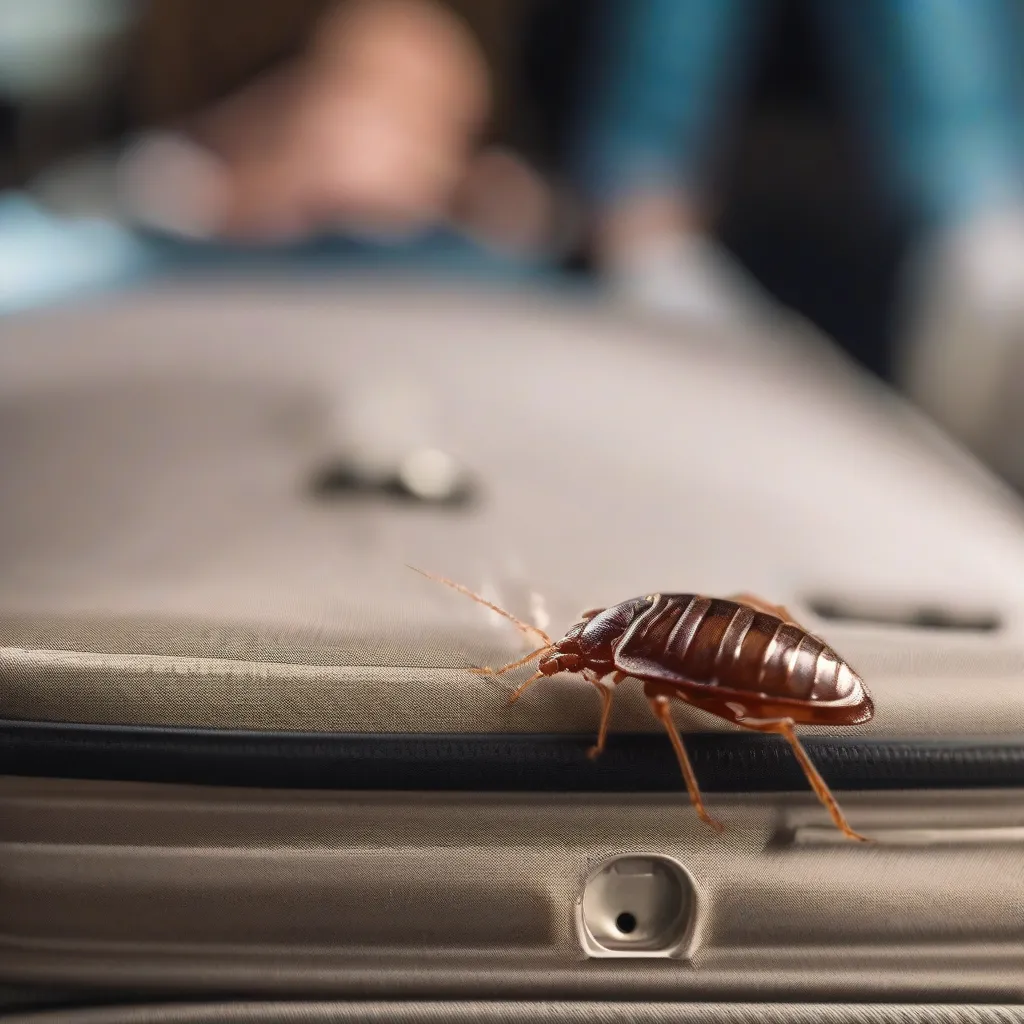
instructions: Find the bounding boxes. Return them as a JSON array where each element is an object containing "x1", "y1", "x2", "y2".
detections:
[{"x1": 2, "y1": 720, "x2": 1024, "y2": 791}]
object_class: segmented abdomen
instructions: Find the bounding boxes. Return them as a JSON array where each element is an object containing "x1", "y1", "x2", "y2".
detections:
[{"x1": 631, "y1": 594, "x2": 850, "y2": 702}]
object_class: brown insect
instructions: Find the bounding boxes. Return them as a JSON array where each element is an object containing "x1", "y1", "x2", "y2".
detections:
[{"x1": 411, "y1": 566, "x2": 874, "y2": 842}]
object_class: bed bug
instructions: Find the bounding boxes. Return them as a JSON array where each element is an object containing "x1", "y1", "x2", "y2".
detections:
[{"x1": 410, "y1": 566, "x2": 875, "y2": 842}]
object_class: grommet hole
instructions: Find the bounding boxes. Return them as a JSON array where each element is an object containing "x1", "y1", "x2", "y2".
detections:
[{"x1": 615, "y1": 911, "x2": 638, "y2": 934}]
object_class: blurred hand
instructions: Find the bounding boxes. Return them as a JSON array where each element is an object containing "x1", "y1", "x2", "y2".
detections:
[{"x1": 121, "y1": 0, "x2": 491, "y2": 242}]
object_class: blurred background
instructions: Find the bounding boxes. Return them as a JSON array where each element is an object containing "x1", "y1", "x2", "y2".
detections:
[{"x1": 3, "y1": 0, "x2": 1024, "y2": 490}]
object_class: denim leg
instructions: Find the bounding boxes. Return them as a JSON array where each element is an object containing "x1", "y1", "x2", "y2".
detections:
[
  {"x1": 818, "y1": 0, "x2": 1024, "y2": 228},
  {"x1": 567, "y1": 0, "x2": 765, "y2": 207}
]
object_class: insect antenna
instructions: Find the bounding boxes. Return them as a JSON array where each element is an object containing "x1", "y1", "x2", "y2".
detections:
[
  {"x1": 406, "y1": 565, "x2": 554, "y2": 646},
  {"x1": 468, "y1": 645, "x2": 550, "y2": 677}
]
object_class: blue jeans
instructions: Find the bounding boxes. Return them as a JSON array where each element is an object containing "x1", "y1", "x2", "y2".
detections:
[{"x1": 570, "y1": 0, "x2": 1024, "y2": 229}]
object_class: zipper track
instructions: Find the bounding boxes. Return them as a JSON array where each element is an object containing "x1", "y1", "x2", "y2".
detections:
[{"x1": 2, "y1": 720, "x2": 1024, "y2": 791}]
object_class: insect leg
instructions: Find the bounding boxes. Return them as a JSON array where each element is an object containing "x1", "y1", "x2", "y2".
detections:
[
  {"x1": 646, "y1": 693, "x2": 725, "y2": 834},
  {"x1": 469, "y1": 645, "x2": 551, "y2": 678},
  {"x1": 743, "y1": 717, "x2": 870, "y2": 843},
  {"x1": 584, "y1": 672, "x2": 614, "y2": 759},
  {"x1": 728, "y1": 592, "x2": 802, "y2": 627},
  {"x1": 507, "y1": 669, "x2": 546, "y2": 705},
  {"x1": 585, "y1": 671, "x2": 630, "y2": 757}
]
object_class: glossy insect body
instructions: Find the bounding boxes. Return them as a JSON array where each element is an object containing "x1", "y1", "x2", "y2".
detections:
[
  {"x1": 543, "y1": 593, "x2": 873, "y2": 724},
  {"x1": 410, "y1": 568, "x2": 875, "y2": 842}
]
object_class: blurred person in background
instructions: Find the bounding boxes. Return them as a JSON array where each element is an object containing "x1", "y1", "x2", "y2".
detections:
[
  {"x1": 6, "y1": 0, "x2": 1024, "y2": 488},
  {"x1": 568, "y1": 0, "x2": 1024, "y2": 480}
]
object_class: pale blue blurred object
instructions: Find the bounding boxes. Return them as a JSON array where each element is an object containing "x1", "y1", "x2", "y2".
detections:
[
  {"x1": 0, "y1": 0, "x2": 133, "y2": 102},
  {"x1": 0, "y1": 193, "x2": 155, "y2": 315},
  {"x1": 0, "y1": 190, "x2": 557, "y2": 317}
]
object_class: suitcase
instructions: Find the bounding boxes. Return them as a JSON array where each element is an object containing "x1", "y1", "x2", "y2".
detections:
[{"x1": 2, "y1": 276, "x2": 1024, "y2": 1020}]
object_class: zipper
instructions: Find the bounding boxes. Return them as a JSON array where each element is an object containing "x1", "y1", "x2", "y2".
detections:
[{"x1": 2, "y1": 720, "x2": 1024, "y2": 792}]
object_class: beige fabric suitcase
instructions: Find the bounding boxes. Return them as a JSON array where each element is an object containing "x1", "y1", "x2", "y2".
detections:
[{"x1": 2, "y1": 279, "x2": 1024, "y2": 1020}]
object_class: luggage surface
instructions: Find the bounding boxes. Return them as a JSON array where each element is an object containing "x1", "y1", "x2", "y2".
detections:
[{"x1": 2, "y1": 278, "x2": 1024, "y2": 1010}]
